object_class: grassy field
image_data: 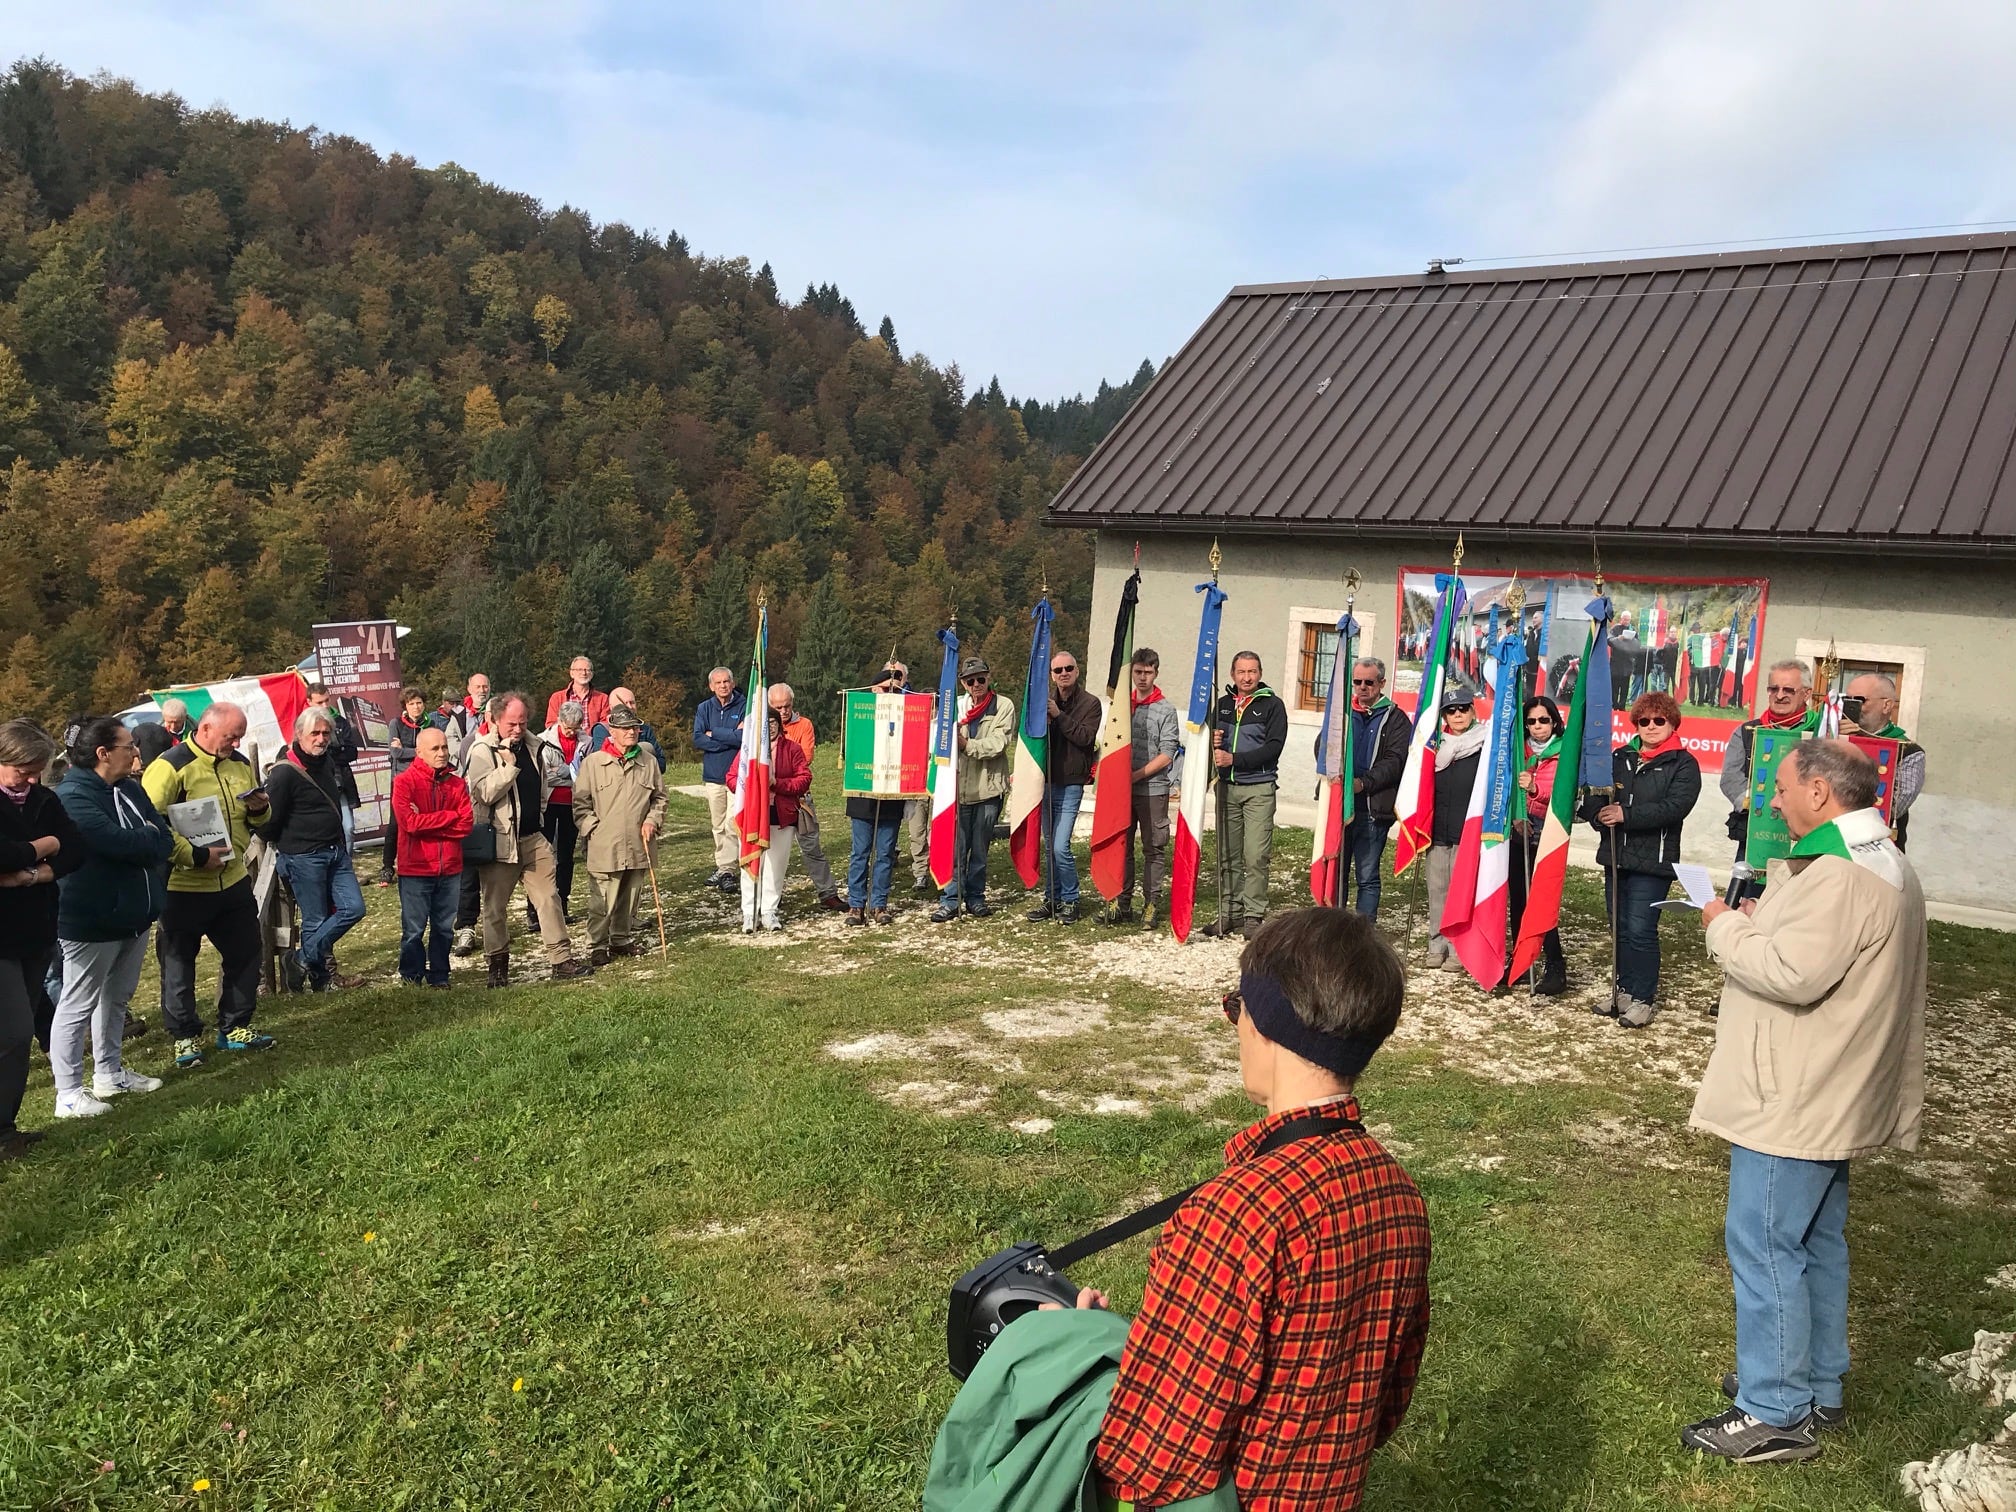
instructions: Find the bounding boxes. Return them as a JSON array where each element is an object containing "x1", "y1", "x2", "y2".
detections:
[{"x1": 3, "y1": 761, "x2": 2011, "y2": 1510}]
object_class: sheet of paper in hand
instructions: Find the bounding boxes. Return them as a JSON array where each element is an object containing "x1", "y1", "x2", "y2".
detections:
[
  {"x1": 167, "y1": 796, "x2": 232, "y2": 862},
  {"x1": 1652, "y1": 861, "x2": 1716, "y2": 909}
]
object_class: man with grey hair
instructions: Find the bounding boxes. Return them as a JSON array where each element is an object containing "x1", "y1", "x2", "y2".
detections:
[
  {"x1": 536, "y1": 699, "x2": 590, "y2": 924},
  {"x1": 1720, "y1": 658, "x2": 1816, "y2": 898},
  {"x1": 1842, "y1": 672, "x2": 1926, "y2": 850},
  {"x1": 266, "y1": 705, "x2": 367, "y2": 992},
  {"x1": 134, "y1": 697, "x2": 190, "y2": 766},
  {"x1": 1682, "y1": 738, "x2": 1925, "y2": 1463},
  {"x1": 1329, "y1": 655, "x2": 1410, "y2": 918},
  {"x1": 692, "y1": 666, "x2": 746, "y2": 890}
]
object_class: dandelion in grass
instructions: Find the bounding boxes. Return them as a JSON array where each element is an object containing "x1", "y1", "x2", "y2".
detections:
[
  {"x1": 363, "y1": 1232, "x2": 375, "y2": 1243},
  {"x1": 512, "y1": 1378, "x2": 524, "y2": 1392},
  {"x1": 193, "y1": 1479, "x2": 211, "y2": 1492}
]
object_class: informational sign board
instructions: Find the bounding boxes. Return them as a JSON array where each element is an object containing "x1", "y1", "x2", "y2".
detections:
[
  {"x1": 840, "y1": 689, "x2": 934, "y2": 799},
  {"x1": 1744, "y1": 727, "x2": 1808, "y2": 872},
  {"x1": 1847, "y1": 734, "x2": 1903, "y2": 826},
  {"x1": 1396, "y1": 567, "x2": 1770, "y2": 774},
  {"x1": 313, "y1": 620, "x2": 403, "y2": 841}
]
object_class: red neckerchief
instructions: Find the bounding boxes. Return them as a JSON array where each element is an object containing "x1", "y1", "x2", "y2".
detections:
[
  {"x1": 960, "y1": 691, "x2": 996, "y2": 727},
  {"x1": 400, "y1": 715, "x2": 422, "y2": 734},
  {"x1": 598, "y1": 738, "x2": 620, "y2": 758},
  {"x1": 464, "y1": 695, "x2": 482, "y2": 715},
  {"x1": 1762, "y1": 706, "x2": 1808, "y2": 729},
  {"x1": 1130, "y1": 686, "x2": 1165, "y2": 709},
  {"x1": 1234, "y1": 692, "x2": 1255, "y2": 714}
]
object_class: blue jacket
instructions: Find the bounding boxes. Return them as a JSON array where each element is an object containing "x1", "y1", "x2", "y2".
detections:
[
  {"x1": 691, "y1": 691, "x2": 747, "y2": 784},
  {"x1": 56, "y1": 766, "x2": 175, "y2": 942}
]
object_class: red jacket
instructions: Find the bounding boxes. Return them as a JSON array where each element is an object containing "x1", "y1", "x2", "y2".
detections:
[
  {"x1": 546, "y1": 685, "x2": 611, "y2": 731},
  {"x1": 392, "y1": 762, "x2": 474, "y2": 877},
  {"x1": 725, "y1": 733, "x2": 812, "y2": 828}
]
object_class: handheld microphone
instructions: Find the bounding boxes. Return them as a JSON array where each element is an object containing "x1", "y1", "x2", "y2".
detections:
[{"x1": 1724, "y1": 861, "x2": 1754, "y2": 906}]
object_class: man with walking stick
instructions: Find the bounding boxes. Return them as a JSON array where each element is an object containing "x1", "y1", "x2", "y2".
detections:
[{"x1": 572, "y1": 706, "x2": 667, "y2": 968}]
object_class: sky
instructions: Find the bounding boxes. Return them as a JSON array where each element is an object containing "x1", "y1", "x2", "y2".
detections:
[{"x1": 11, "y1": 1, "x2": 2016, "y2": 399}]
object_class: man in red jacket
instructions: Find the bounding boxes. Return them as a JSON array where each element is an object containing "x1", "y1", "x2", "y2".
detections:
[
  {"x1": 392, "y1": 727, "x2": 473, "y2": 988},
  {"x1": 545, "y1": 657, "x2": 611, "y2": 732}
]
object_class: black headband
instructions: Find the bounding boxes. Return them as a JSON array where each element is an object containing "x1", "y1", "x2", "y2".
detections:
[{"x1": 1239, "y1": 970, "x2": 1383, "y2": 1081}]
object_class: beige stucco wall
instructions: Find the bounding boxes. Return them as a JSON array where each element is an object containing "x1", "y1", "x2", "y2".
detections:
[{"x1": 1083, "y1": 530, "x2": 2016, "y2": 929}]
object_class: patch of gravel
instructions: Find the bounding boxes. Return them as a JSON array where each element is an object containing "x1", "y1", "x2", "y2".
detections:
[
  {"x1": 1008, "y1": 1117, "x2": 1056, "y2": 1136},
  {"x1": 1036, "y1": 1089, "x2": 1149, "y2": 1118},
  {"x1": 886, "y1": 1079, "x2": 991, "y2": 1116},
  {"x1": 1567, "y1": 1114, "x2": 1710, "y2": 1173},
  {"x1": 1990, "y1": 1265, "x2": 2016, "y2": 1293},
  {"x1": 981, "y1": 1002, "x2": 1110, "y2": 1039},
  {"x1": 1901, "y1": 1325, "x2": 2016, "y2": 1512}
]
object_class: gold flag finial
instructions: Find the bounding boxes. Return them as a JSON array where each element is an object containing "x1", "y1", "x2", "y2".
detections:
[
  {"x1": 1343, "y1": 567, "x2": 1363, "y2": 597},
  {"x1": 1208, "y1": 537, "x2": 1223, "y2": 580},
  {"x1": 1504, "y1": 572, "x2": 1526, "y2": 614},
  {"x1": 1452, "y1": 531, "x2": 1466, "y2": 571},
  {"x1": 1591, "y1": 542, "x2": 1605, "y2": 596}
]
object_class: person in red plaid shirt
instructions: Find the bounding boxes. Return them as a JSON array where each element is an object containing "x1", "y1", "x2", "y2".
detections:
[{"x1": 1083, "y1": 907, "x2": 1430, "y2": 1509}]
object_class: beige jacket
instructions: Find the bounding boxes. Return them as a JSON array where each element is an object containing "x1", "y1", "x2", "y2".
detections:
[
  {"x1": 1690, "y1": 807, "x2": 1927, "y2": 1161},
  {"x1": 953, "y1": 691, "x2": 1016, "y2": 803},
  {"x1": 574, "y1": 747, "x2": 666, "y2": 874},
  {"x1": 464, "y1": 729, "x2": 564, "y2": 866}
]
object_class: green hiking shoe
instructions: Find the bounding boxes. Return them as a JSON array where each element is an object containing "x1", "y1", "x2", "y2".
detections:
[{"x1": 174, "y1": 1037, "x2": 206, "y2": 1068}]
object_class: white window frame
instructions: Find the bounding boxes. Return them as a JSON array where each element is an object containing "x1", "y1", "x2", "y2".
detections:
[
  {"x1": 1793, "y1": 637, "x2": 1925, "y2": 734},
  {"x1": 1283, "y1": 607, "x2": 1380, "y2": 729}
]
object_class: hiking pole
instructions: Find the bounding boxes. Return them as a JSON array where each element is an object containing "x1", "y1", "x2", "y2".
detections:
[{"x1": 646, "y1": 842, "x2": 670, "y2": 959}]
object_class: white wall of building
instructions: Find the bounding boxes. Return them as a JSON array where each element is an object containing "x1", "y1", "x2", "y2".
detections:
[{"x1": 1082, "y1": 530, "x2": 2016, "y2": 929}]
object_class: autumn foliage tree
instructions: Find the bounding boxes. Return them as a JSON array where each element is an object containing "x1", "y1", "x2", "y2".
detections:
[{"x1": 0, "y1": 60, "x2": 1156, "y2": 748}]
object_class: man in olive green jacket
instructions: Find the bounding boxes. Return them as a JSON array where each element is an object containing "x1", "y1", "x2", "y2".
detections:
[
  {"x1": 930, "y1": 655, "x2": 1016, "y2": 922},
  {"x1": 572, "y1": 707, "x2": 667, "y2": 965},
  {"x1": 140, "y1": 702, "x2": 274, "y2": 1067},
  {"x1": 1681, "y1": 739, "x2": 1926, "y2": 1466}
]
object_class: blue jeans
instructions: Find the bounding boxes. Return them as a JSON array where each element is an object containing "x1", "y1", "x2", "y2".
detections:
[
  {"x1": 1046, "y1": 784, "x2": 1084, "y2": 905},
  {"x1": 1727, "y1": 1146, "x2": 1851, "y2": 1427},
  {"x1": 278, "y1": 845, "x2": 366, "y2": 978},
  {"x1": 399, "y1": 874, "x2": 458, "y2": 986},
  {"x1": 1341, "y1": 818, "x2": 1392, "y2": 917},
  {"x1": 939, "y1": 797, "x2": 1003, "y2": 911},
  {"x1": 848, "y1": 809, "x2": 903, "y2": 911},
  {"x1": 1603, "y1": 868, "x2": 1672, "y2": 1002}
]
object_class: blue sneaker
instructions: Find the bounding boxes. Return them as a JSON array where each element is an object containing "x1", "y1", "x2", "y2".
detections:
[
  {"x1": 174, "y1": 1036, "x2": 206, "y2": 1068},
  {"x1": 216, "y1": 1027, "x2": 276, "y2": 1053}
]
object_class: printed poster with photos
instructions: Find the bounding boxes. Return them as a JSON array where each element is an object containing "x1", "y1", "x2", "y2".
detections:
[
  {"x1": 1394, "y1": 568, "x2": 1770, "y2": 769},
  {"x1": 313, "y1": 619, "x2": 404, "y2": 842}
]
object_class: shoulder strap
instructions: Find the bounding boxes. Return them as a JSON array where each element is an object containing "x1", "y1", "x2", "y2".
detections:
[{"x1": 1045, "y1": 1112, "x2": 1361, "y2": 1273}]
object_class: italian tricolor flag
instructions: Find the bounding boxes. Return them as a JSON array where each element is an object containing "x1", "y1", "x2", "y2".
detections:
[
  {"x1": 1442, "y1": 628, "x2": 1527, "y2": 988},
  {"x1": 1508, "y1": 604, "x2": 1605, "y2": 978},
  {"x1": 1308, "y1": 612, "x2": 1358, "y2": 906},
  {"x1": 1393, "y1": 574, "x2": 1466, "y2": 876},
  {"x1": 1087, "y1": 568, "x2": 1140, "y2": 901},
  {"x1": 1006, "y1": 598, "x2": 1053, "y2": 888},
  {"x1": 1169, "y1": 580, "x2": 1227, "y2": 943},
  {"x1": 730, "y1": 606, "x2": 771, "y2": 876},
  {"x1": 927, "y1": 625, "x2": 962, "y2": 889}
]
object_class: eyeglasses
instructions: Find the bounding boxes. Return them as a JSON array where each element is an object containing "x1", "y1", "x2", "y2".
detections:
[
  {"x1": 962, "y1": 675, "x2": 989, "y2": 687},
  {"x1": 1635, "y1": 715, "x2": 1671, "y2": 727},
  {"x1": 1351, "y1": 677, "x2": 1380, "y2": 687},
  {"x1": 1052, "y1": 665, "x2": 1076, "y2": 674},
  {"x1": 1220, "y1": 990, "x2": 1242, "y2": 1024},
  {"x1": 1767, "y1": 684, "x2": 1801, "y2": 697},
  {"x1": 1525, "y1": 715, "x2": 1555, "y2": 726}
]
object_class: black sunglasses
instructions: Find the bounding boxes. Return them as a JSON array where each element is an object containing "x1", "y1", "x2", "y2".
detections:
[
  {"x1": 1525, "y1": 714, "x2": 1555, "y2": 724},
  {"x1": 1351, "y1": 676, "x2": 1380, "y2": 687},
  {"x1": 1767, "y1": 685, "x2": 1801, "y2": 696},
  {"x1": 1052, "y1": 664, "x2": 1077, "y2": 674},
  {"x1": 1635, "y1": 715, "x2": 1671, "y2": 727},
  {"x1": 962, "y1": 674, "x2": 989, "y2": 686}
]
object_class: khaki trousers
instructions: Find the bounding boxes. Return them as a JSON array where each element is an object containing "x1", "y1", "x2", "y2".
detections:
[
  {"x1": 1221, "y1": 780, "x2": 1277, "y2": 924},
  {"x1": 904, "y1": 798, "x2": 931, "y2": 885},
  {"x1": 587, "y1": 868, "x2": 644, "y2": 950},
  {"x1": 795, "y1": 796, "x2": 838, "y2": 898},
  {"x1": 705, "y1": 782, "x2": 737, "y2": 870},
  {"x1": 479, "y1": 831, "x2": 572, "y2": 962}
]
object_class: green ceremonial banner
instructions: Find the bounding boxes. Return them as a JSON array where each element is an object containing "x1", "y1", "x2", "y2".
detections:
[
  {"x1": 1744, "y1": 727, "x2": 1809, "y2": 872},
  {"x1": 840, "y1": 689, "x2": 934, "y2": 798}
]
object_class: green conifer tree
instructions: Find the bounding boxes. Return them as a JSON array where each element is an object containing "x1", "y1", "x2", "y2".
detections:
[
  {"x1": 788, "y1": 570, "x2": 861, "y2": 730},
  {"x1": 549, "y1": 543, "x2": 636, "y2": 681},
  {"x1": 694, "y1": 552, "x2": 752, "y2": 674}
]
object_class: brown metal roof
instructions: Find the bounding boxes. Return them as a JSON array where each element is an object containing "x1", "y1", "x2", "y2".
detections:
[{"x1": 1047, "y1": 232, "x2": 2016, "y2": 552}]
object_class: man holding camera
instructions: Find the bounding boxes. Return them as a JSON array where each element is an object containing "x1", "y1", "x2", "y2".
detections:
[
  {"x1": 1841, "y1": 673, "x2": 1926, "y2": 850},
  {"x1": 1071, "y1": 908, "x2": 1430, "y2": 1507}
]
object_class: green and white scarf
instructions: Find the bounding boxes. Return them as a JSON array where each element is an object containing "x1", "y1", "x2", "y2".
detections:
[{"x1": 1786, "y1": 806, "x2": 1905, "y2": 890}]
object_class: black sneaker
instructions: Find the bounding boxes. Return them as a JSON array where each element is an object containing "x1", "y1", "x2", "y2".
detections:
[
  {"x1": 929, "y1": 905, "x2": 958, "y2": 924},
  {"x1": 967, "y1": 903, "x2": 993, "y2": 919},
  {"x1": 280, "y1": 950, "x2": 308, "y2": 994},
  {"x1": 1026, "y1": 902, "x2": 1056, "y2": 922},
  {"x1": 912, "y1": 877, "x2": 936, "y2": 895},
  {"x1": 1680, "y1": 1404, "x2": 1820, "y2": 1463},
  {"x1": 1198, "y1": 919, "x2": 1239, "y2": 939},
  {"x1": 1055, "y1": 902, "x2": 1077, "y2": 924},
  {"x1": 1721, "y1": 1373, "x2": 1845, "y2": 1432}
]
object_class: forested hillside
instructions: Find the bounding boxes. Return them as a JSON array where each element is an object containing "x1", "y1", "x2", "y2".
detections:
[{"x1": 0, "y1": 60, "x2": 1156, "y2": 741}]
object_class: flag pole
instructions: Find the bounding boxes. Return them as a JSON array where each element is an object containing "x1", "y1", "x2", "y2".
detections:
[
  {"x1": 1503, "y1": 576, "x2": 1541, "y2": 991},
  {"x1": 950, "y1": 605, "x2": 967, "y2": 916},
  {"x1": 1331, "y1": 567, "x2": 1362, "y2": 911},
  {"x1": 1037, "y1": 564, "x2": 1056, "y2": 926},
  {"x1": 1207, "y1": 539, "x2": 1235, "y2": 935},
  {"x1": 1592, "y1": 549, "x2": 1622, "y2": 1011},
  {"x1": 1405, "y1": 533, "x2": 1462, "y2": 964}
]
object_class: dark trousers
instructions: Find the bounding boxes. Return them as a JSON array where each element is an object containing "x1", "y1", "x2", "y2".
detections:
[
  {"x1": 1603, "y1": 868, "x2": 1672, "y2": 1003},
  {"x1": 1340, "y1": 817, "x2": 1392, "y2": 917},
  {"x1": 1507, "y1": 825, "x2": 1566, "y2": 976},
  {"x1": 379, "y1": 810, "x2": 399, "y2": 877},
  {"x1": 540, "y1": 805, "x2": 577, "y2": 921},
  {"x1": 399, "y1": 874, "x2": 458, "y2": 985},
  {"x1": 1121, "y1": 787, "x2": 1171, "y2": 908},
  {"x1": 456, "y1": 865, "x2": 482, "y2": 929},
  {"x1": 938, "y1": 797, "x2": 1002, "y2": 911},
  {"x1": 0, "y1": 956, "x2": 40, "y2": 1136},
  {"x1": 157, "y1": 881, "x2": 262, "y2": 1039}
]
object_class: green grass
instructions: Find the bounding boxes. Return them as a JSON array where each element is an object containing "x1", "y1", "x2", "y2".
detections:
[{"x1": 3, "y1": 766, "x2": 2010, "y2": 1510}]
